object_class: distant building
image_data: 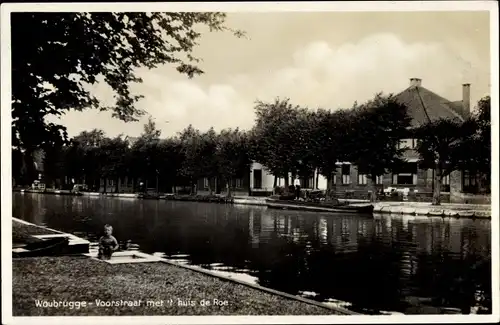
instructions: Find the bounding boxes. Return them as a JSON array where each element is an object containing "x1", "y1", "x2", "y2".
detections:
[{"x1": 248, "y1": 78, "x2": 487, "y2": 202}]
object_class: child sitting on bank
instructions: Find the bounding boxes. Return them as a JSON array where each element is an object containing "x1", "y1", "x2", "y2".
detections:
[{"x1": 98, "y1": 224, "x2": 119, "y2": 260}]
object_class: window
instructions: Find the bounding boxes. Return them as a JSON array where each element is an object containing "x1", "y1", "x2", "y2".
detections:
[
  {"x1": 253, "y1": 169, "x2": 262, "y2": 189},
  {"x1": 396, "y1": 175, "x2": 414, "y2": 185},
  {"x1": 358, "y1": 174, "x2": 367, "y2": 185},
  {"x1": 392, "y1": 163, "x2": 418, "y2": 185},
  {"x1": 341, "y1": 164, "x2": 351, "y2": 185},
  {"x1": 462, "y1": 170, "x2": 483, "y2": 194},
  {"x1": 108, "y1": 179, "x2": 113, "y2": 186},
  {"x1": 235, "y1": 178, "x2": 242, "y2": 188},
  {"x1": 332, "y1": 173, "x2": 337, "y2": 185},
  {"x1": 375, "y1": 175, "x2": 384, "y2": 185},
  {"x1": 204, "y1": 177, "x2": 209, "y2": 188},
  {"x1": 442, "y1": 174, "x2": 450, "y2": 192},
  {"x1": 300, "y1": 175, "x2": 314, "y2": 188}
]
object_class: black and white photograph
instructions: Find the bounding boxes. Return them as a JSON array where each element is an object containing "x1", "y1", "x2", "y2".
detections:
[{"x1": 1, "y1": 1, "x2": 498, "y2": 324}]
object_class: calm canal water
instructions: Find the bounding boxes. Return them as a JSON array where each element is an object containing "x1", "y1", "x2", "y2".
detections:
[{"x1": 13, "y1": 193, "x2": 492, "y2": 315}]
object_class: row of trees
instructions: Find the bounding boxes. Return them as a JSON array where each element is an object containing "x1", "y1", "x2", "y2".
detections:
[
  {"x1": 14, "y1": 94, "x2": 490, "y2": 205},
  {"x1": 15, "y1": 117, "x2": 253, "y2": 197}
]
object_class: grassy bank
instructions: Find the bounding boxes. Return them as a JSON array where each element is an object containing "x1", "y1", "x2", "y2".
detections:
[
  {"x1": 13, "y1": 256, "x2": 338, "y2": 316},
  {"x1": 12, "y1": 219, "x2": 60, "y2": 245}
]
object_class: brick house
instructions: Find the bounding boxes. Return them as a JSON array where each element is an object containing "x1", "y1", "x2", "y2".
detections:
[{"x1": 249, "y1": 78, "x2": 484, "y2": 202}]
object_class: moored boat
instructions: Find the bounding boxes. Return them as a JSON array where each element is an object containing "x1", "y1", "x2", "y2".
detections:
[
  {"x1": 137, "y1": 193, "x2": 161, "y2": 200},
  {"x1": 266, "y1": 199, "x2": 374, "y2": 214}
]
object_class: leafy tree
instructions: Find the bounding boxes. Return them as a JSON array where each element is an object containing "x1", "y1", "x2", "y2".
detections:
[
  {"x1": 157, "y1": 137, "x2": 186, "y2": 193},
  {"x1": 310, "y1": 108, "x2": 352, "y2": 194},
  {"x1": 40, "y1": 144, "x2": 67, "y2": 189},
  {"x1": 11, "y1": 12, "x2": 243, "y2": 177},
  {"x1": 288, "y1": 109, "x2": 317, "y2": 185},
  {"x1": 179, "y1": 125, "x2": 204, "y2": 194},
  {"x1": 412, "y1": 87, "x2": 482, "y2": 204},
  {"x1": 348, "y1": 94, "x2": 412, "y2": 201},
  {"x1": 129, "y1": 117, "x2": 162, "y2": 191},
  {"x1": 71, "y1": 129, "x2": 106, "y2": 190},
  {"x1": 199, "y1": 127, "x2": 220, "y2": 194},
  {"x1": 12, "y1": 148, "x2": 26, "y2": 186},
  {"x1": 414, "y1": 118, "x2": 474, "y2": 205},
  {"x1": 457, "y1": 96, "x2": 491, "y2": 192},
  {"x1": 252, "y1": 98, "x2": 304, "y2": 188},
  {"x1": 216, "y1": 128, "x2": 252, "y2": 197}
]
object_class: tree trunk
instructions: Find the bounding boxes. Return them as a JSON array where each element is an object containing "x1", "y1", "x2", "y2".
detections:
[
  {"x1": 115, "y1": 177, "x2": 119, "y2": 193},
  {"x1": 227, "y1": 178, "x2": 233, "y2": 198},
  {"x1": 191, "y1": 178, "x2": 197, "y2": 195},
  {"x1": 273, "y1": 175, "x2": 277, "y2": 188},
  {"x1": 156, "y1": 173, "x2": 159, "y2": 194},
  {"x1": 103, "y1": 177, "x2": 107, "y2": 193},
  {"x1": 284, "y1": 169, "x2": 290, "y2": 188},
  {"x1": 325, "y1": 173, "x2": 333, "y2": 202},
  {"x1": 208, "y1": 177, "x2": 213, "y2": 195},
  {"x1": 432, "y1": 161, "x2": 442, "y2": 205},
  {"x1": 23, "y1": 149, "x2": 37, "y2": 184},
  {"x1": 370, "y1": 175, "x2": 378, "y2": 203},
  {"x1": 315, "y1": 171, "x2": 319, "y2": 190}
]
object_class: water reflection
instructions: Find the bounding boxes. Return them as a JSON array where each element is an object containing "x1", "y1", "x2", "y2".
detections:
[{"x1": 13, "y1": 193, "x2": 491, "y2": 314}]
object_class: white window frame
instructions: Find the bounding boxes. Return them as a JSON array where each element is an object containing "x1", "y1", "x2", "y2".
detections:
[
  {"x1": 332, "y1": 173, "x2": 337, "y2": 185},
  {"x1": 204, "y1": 177, "x2": 209, "y2": 188},
  {"x1": 358, "y1": 174, "x2": 367, "y2": 185},
  {"x1": 376, "y1": 175, "x2": 384, "y2": 185},
  {"x1": 342, "y1": 174, "x2": 351, "y2": 185}
]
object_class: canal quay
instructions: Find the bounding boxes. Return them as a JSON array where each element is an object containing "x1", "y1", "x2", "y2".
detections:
[{"x1": 11, "y1": 192, "x2": 492, "y2": 316}]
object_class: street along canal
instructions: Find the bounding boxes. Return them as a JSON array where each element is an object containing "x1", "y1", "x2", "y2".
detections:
[{"x1": 13, "y1": 192, "x2": 492, "y2": 315}]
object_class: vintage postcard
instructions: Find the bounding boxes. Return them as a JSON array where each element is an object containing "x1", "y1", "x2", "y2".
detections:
[{"x1": 1, "y1": 1, "x2": 498, "y2": 324}]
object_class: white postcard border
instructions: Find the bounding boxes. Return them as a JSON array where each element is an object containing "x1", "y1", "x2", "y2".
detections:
[{"x1": 1, "y1": 1, "x2": 498, "y2": 324}]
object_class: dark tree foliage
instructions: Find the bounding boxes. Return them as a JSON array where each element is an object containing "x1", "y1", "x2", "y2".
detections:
[
  {"x1": 251, "y1": 98, "x2": 305, "y2": 188},
  {"x1": 11, "y1": 12, "x2": 242, "y2": 181},
  {"x1": 216, "y1": 128, "x2": 252, "y2": 196},
  {"x1": 348, "y1": 93, "x2": 412, "y2": 201}
]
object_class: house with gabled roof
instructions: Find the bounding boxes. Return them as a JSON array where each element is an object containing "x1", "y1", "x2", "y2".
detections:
[{"x1": 248, "y1": 78, "x2": 485, "y2": 202}]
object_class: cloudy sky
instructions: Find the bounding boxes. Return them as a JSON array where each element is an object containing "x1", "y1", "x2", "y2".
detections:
[{"x1": 48, "y1": 10, "x2": 491, "y2": 138}]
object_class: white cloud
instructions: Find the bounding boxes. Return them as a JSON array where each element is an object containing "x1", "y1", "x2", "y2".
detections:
[{"x1": 50, "y1": 32, "x2": 486, "y2": 138}]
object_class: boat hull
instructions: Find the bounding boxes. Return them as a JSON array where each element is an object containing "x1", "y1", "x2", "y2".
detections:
[{"x1": 266, "y1": 200, "x2": 374, "y2": 214}]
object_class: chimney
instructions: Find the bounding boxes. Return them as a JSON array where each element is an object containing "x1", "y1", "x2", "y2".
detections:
[
  {"x1": 462, "y1": 83, "x2": 470, "y2": 117},
  {"x1": 410, "y1": 78, "x2": 422, "y2": 87}
]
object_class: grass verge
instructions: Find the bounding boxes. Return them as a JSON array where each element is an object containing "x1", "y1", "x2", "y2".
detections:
[{"x1": 13, "y1": 256, "x2": 338, "y2": 316}]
